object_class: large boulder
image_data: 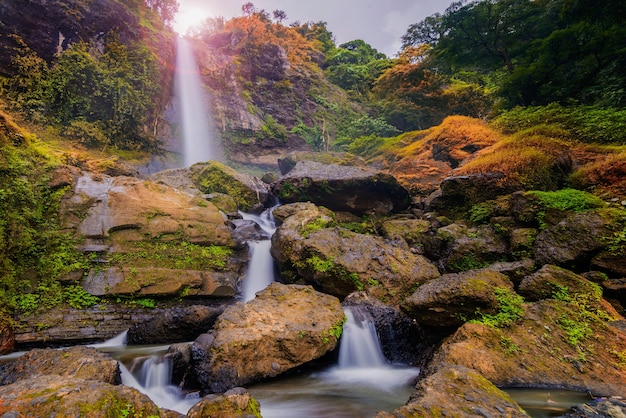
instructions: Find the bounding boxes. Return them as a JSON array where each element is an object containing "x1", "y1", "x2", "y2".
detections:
[
  {"x1": 188, "y1": 283, "x2": 344, "y2": 393},
  {"x1": 190, "y1": 161, "x2": 271, "y2": 212},
  {"x1": 0, "y1": 346, "x2": 119, "y2": 386},
  {"x1": 271, "y1": 160, "x2": 410, "y2": 216},
  {"x1": 519, "y1": 264, "x2": 604, "y2": 302},
  {"x1": 0, "y1": 374, "x2": 178, "y2": 418},
  {"x1": 534, "y1": 210, "x2": 611, "y2": 268},
  {"x1": 401, "y1": 269, "x2": 514, "y2": 327},
  {"x1": 271, "y1": 203, "x2": 440, "y2": 304},
  {"x1": 375, "y1": 365, "x2": 528, "y2": 418},
  {"x1": 68, "y1": 173, "x2": 232, "y2": 245},
  {"x1": 428, "y1": 300, "x2": 626, "y2": 396},
  {"x1": 126, "y1": 305, "x2": 225, "y2": 345}
]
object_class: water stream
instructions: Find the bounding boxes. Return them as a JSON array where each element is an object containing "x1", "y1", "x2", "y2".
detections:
[
  {"x1": 175, "y1": 37, "x2": 218, "y2": 166},
  {"x1": 240, "y1": 206, "x2": 279, "y2": 302}
]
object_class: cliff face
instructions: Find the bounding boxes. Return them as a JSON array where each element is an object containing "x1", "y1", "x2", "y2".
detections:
[{"x1": 0, "y1": 0, "x2": 139, "y2": 77}]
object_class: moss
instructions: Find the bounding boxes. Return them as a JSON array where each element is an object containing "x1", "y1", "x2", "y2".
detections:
[
  {"x1": 470, "y1": 287, "x2": 525, "y2": 328},
  {"x1": 191, "y1": 161, "x2": 259, "y2": 211}
]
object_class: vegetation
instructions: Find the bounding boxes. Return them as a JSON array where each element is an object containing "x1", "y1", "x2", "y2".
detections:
[{"x1": 470, "y1": 287, "x2": 525, "y2": 328}]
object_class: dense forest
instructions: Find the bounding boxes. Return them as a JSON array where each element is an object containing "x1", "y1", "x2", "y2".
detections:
[{"x1": 0, "y1": 0, "x2": 625, "y2": 341}]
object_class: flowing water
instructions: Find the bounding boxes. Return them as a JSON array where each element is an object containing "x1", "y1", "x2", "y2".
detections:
[
  {"x1": 247, "y1": 306, "x2": 420, "y2": 417},
  {"x1": 175, "y1": 37, "x2": 218, "y2": 166},
  {"x1": 240, "y1": 206, "x2": 278, "y2": 302}
]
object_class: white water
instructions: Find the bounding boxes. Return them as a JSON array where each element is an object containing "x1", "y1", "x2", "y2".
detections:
[
  {"x1": 240, "y1": 206, "x2": 278, "y2": 302},
  {"x1": 249, "y1": 306, "x2": 420, "y2": 417},
  {"x1": 175, "y1": 37, "x2": 217, "y2": 166}
]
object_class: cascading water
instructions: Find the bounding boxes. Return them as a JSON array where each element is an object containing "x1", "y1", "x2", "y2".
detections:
[
  {"x1": 175, "y1": 37, "x2": 218, "y2": 166},
  {"x1": 248, "y1": 306, "x2": 420, "y2": 417},
  {"x1": 240, "y1": 206, "x2": 278, "y2": 302}
]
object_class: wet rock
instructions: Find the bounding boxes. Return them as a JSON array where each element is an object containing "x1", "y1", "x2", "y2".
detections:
[
  {"x1": 126, "y1": 305, "x2": 225, "y2": 345},
  {"x1": 560, "y1": 397, "x2": 626, "y2": 418},
  {"x1": 0, "y1": 346, "x2": 119, "y2": 386},
  {"x1": 429, "y1": 300, "x2": 626, "y2": 396},
  {"x1": 401, "y1": 269, "x2": 514, "y2": 327},
  {"x1": 187, "y1": 387, "x2": 261, "y2": 418},
  {"x1": 0, "y1": 374, "x2": 178, "y2": 418},
  {"x1": 482, "y1": 259, "x2": 537, "y2": 285},
  {"x1": 188, "y1": 283, "x2": 344, "y2": 393},
  {"x1": 0, "y1": 314, "x2": 15, "y2": 355},
  {"x1": 271, "y1": 203, "x2": 440, "y2": 303},
  {"x1": 271, "y1": 160, "x2": 410, "y2": 216},
  {"x1": 376, "y1": 364, "x2": 528, "y2": 418}
]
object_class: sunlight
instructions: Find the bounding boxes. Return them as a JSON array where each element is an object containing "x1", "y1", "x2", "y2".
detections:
[{"x1": 173, "y1": 5, "x2": 207, "y2": 35}]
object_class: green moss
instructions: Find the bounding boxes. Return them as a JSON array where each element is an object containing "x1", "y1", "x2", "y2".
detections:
[
  {"x1": 526, "y1": 189, "x2": 606, "y2": 228},
  {"x1": 470, "y1": 287, "x2": 525, "y2": 328},
  {"x1": 192, "y1": 162, "x2": 259, "y2": 211},
  {"x1": 300, "y1": 217, "x2": 335, "y2": 237}
]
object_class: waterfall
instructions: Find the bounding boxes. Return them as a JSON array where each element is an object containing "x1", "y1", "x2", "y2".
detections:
[
  {"x1": 320, "y1": 306, "x2": 419, "y2": 391},
  {"x1": 337, "y1": 306, "x2": 387, "y2": 368},
  {"x1": 175, "y1": 37, "x2": 217, "y2": 166},
  {"x1": 120, "y1": 355, "x2": 198, "y2": 414},
  {"x1": 240, "y1": 206, "x2": 278, "y2": 302}
]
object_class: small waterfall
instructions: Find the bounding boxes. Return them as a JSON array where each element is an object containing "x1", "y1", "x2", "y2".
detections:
[
  {"x1": 175, "y1": 37, "x2": 217, "y2": 166},
  {"x1": 320, "y1": 306, "x2": 419, "y2": 391},
  {"x1": 337, "y1": 306, "x2": 386, "y2": 368},
  {"x1": 240, "y1": 206, "x2": 278, "y2": 302},
  {"x1": 121, "y1": 355, "x2": 198, "y2": 414}
]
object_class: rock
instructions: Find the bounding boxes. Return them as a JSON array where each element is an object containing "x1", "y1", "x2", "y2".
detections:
[
  {"x1": 68, "y1": 173, "x2": 232, "y2": 244},
  {"x1": 48, "y1": 164, "x2": 81, "y2": 189},
  {"x1": 0, "y1": 374, "x2": 178, "y2": 418},
  {"x1": 425, "y1": 173, "x2": 522, "y2": 214},
  {"x1": 519, "y1": 264, "x2": 603, "y2": 302},
  {"x1": 271, "y1": 160, "x2": 410, "y2": 216},
  {"x1": 190, "y1": 161, "x2": 270, "y2": 212},
  {"x1": 437, "y1": 223, "x2": 510, "y2": 273},
  {"x1": 482, "y1": 259, "x2": 537, "y2": 285},
  {"x1": 188, "y1": 283, "x2": 344, "y2": 393},
  {"x1": 401, "y1": 269, "x2": 514, "y2": 327},
  {"x1": 380, "y1": 218, "x2": 432, "y2": 250},
  {"x1": 428, "y1": 300, "x2": 626, "y2": 396},
  {"x1": 375, "y1": 364, "x2": 528, "y2": 418},
  {"x1": 0, "y1": 313, "x2": 15, "y2": 355},
  {"x1": 126, "y1": 305, "x2": 225, "y2": 345},
  {"x1": 510, "y1": 227, "x2": 538, "y2": 259},
  {"x1": 0, "y1": 346, "x2": 119, "y2": 386},
  {"x1": 148, "y1": 167, "x2": 203, "y2": 196},
  {"x1": 534, "y1": 211, "x2": 610, "y2": 268},
  {"x1": 187, "y1": 387, "x2": 261, "y2": 418},
  {"x1": 592, "y1": 252, "x2": 626, "y2": 278},
  {"x1": 270, "y1": 203, "x2": 440, "y2": 303},
  {"x1": 231, "y1": 218, "x2": 271, "y2": 243},
  {"x1": 560, "y1": 397, "x2": 626, "y2": 418},
  {"x1": 277, "y1": 151, "x2": 365, "y2": 175}
]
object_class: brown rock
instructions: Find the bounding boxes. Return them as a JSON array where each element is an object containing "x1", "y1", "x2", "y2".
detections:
[
  {"x1": 375, "y1": 365, "x2": 528, "y2": 418},
  {"x1": 429, "y1": 300, "x2": 626, "y2": 396},
  {"x1": 0, "y1": 374, "x2": 178, "y2": 418},
  {"x1": 0, "y1": 346, "x2": 119, "y2": 386},
  {"x1": 401, "y1": 269, "x2": 514, "y2": 327},
  {"x1": 189, "y1": 283, "x2": 344, "y2": 393},
  {"x1": 519, "y1": 264, "x2": 603, "y2": 302},
  {"x1": 187, "y1": 387, "x2": 261, "y2": 418}
]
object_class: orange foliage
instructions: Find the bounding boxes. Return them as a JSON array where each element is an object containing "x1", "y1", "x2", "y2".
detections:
[
  {"x1": 570, "y1": 151, "x2": 626, "y2": 197},
  {"x1": 388, "y1": 116, "x2": 503, "y2": 195}
]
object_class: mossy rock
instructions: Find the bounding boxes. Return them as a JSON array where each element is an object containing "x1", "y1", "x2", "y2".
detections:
[{"x1": 190, "y1": 161, "x2": 269, "y2": 212}]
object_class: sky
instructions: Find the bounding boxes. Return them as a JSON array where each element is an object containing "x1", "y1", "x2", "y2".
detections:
[{"x1": 173, "y1": 0, "x2": 454, "y2": 57}]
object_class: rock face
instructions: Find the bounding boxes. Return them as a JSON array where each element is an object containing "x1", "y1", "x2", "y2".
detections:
[
  {"x1": 270, "y1": 203, "x2": 440, "y2": 303},
  {"x1": 375, "y1": 365, "x2": 528, "y2": 418},
  {"x1": 429, "y1": 300, "x2": 626, "y2": 396},
  {"x1": 188, "y1": 283, "x2": 344, "y2": 393},
  {"x1": 271, "y1": 160, "x2": 410, "y2": 215},
  {"x1": 0, "y1": 346, "x2": 119, "y2": 386},
  {"x1": 401, "y1": 269, "x2": 515, "y2": 327},
  {"x1": 0, "y1": 374, "x2": 177, "y2": 418},
  {"x1": 126, "y1": 305, "x2": 226, "y2": 345}
]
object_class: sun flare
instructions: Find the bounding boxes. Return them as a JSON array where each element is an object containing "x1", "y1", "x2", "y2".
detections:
[{"x1": 173, "y1": 6, "x2": 207, "y2": 35}]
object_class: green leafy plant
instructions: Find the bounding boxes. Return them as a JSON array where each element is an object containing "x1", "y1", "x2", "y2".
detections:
[{"x1": 470, "y1": 287, "x2": 525, "y2": 328}]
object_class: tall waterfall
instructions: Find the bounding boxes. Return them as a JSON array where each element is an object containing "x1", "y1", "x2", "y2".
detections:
[
  {"x1": 175, "y1": 37, "x2": 217, "y2": 166},
  {"x1": 240, "y1": 206, "x2": 278, "y2": 302}
]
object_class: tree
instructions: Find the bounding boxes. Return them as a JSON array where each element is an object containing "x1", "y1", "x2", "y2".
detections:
[
  {"x1": 273, "y1": 10, "x2": 287, "y2": 23},
  {"x1": 145, "y1": 0, "x2": 179, "y2": 26}
]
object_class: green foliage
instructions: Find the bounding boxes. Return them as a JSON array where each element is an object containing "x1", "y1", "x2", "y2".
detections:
[
  {"x1": 493, "y1": 104, "x2": 626, "y2": 144},
  {"x1": 526, "y1": 189, "x2": 606, "y2": 214},
  {"x1": 134, "y1": 298, "x2": 156, "y2": 309},
  {"x1": 469, "y1": 203, "x2": 494, "y2": 224},
  {"x1": 300, "y1": 217, "x2": 334, "y2": 237},
  {"x1": 470, "y1": 287, "x2": 525, "y2": 328},
  {"x1": 63, "y1": 285, "x2": 100, "y2": 309}
]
